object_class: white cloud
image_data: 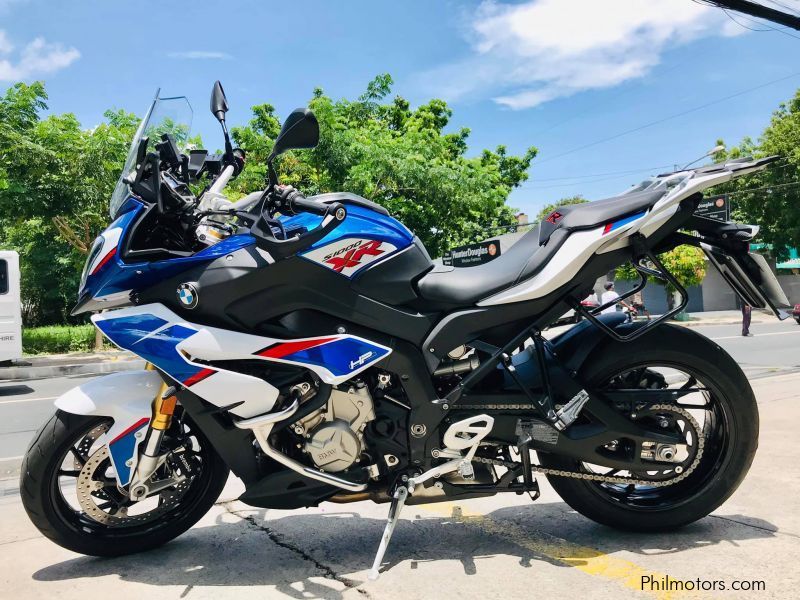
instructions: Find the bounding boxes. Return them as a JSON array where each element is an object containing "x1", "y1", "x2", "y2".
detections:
[
  {"x1": 0, "y1": 31, "x2": 80, "y2": 81},
  {"x1": 418, "y1": 0, "x2": 743, "y2": 109},
  {"x1": 167, "y1": 51, "x2": 232, "y2": 60},
  {"x1": 0, "y1": 30, "x2": 13, "y2": 55}
]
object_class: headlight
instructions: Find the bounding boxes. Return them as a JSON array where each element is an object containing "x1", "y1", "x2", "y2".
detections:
[{"x1": 79, "y1": 237, "x2": 104, "y2": 292}]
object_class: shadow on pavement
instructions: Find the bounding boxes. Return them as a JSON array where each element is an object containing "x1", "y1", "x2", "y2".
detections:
[
  {"x1": 32, "y1": 501, "x2": 777, "y2": 598},
  {"x1": 0, "y1": 384, "x2": 35, "y2": 397}
]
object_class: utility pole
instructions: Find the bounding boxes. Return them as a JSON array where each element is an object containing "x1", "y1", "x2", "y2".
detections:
[{"x1": 705, "y1": 0, "x2": 800, "y2": 30}]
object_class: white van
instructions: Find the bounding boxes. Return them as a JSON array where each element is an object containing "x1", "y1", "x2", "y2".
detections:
[{"x1": 0, "y1": 251, "x2": 22, "y2": 363}]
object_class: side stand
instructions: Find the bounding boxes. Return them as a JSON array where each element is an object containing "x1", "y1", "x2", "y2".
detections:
[{"x1": 368, "y1": 485, "x2": 409, "y2": 581}]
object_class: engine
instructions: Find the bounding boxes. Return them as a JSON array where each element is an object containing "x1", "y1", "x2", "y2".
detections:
[{"x1": 295, "y1": 382, "x2": 375, "y2": 472}]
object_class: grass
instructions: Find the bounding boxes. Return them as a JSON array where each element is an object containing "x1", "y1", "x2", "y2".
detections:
[{"x1": 22, "y1": 324, "x2": 99, "y2": 355}]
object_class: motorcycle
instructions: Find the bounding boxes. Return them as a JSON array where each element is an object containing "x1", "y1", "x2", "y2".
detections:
[{"x1": 20, "y1": 81, "x2": 792, "y2": 579}]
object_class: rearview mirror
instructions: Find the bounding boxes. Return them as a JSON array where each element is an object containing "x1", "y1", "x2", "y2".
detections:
[
  {"x1": 210, "y1": 81, "x2": 229, "y2": 123},
  {"x1": 271, "y1": 108, "x2": 319, "y2": 160}
]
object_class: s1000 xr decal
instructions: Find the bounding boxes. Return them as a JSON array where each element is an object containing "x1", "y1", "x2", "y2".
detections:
[
  {"x1": 300, "y1": 237, "x2": 398, "y2": 277},
  {"x1": 94, "y1": 303, "x2": 392, "y2": 402}
]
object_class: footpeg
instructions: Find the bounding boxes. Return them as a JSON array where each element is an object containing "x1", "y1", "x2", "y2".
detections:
[
  {"x1": 555, "y1": 389, "x2": 590, "y2": 430},
  {"x1": 368, "y1": 485, "x2": 409, "y2": 580}
]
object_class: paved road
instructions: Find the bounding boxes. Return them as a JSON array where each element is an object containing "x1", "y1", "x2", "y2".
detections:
[{"x1": 1, "y1": 320, "x2": 798, "y2": 464}]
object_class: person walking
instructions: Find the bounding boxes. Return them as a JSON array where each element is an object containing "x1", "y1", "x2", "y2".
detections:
[
  {"x1": 741, "y1": 302, "x2": 752, "y2": 337},
  {"x1": 600, "y1": 281, "x2": 634, "y2": 317},
  {"x1": 631, "y1": 290, "x2": 651, "y2": 321}
]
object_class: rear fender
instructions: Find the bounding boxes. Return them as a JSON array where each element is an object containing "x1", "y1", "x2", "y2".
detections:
[
  {"x1": 54, "y1": 369, "x2": 162, "y2": 486},
  {"x1": 503, "y1": 313, "x2": 638, "y2": 395}
]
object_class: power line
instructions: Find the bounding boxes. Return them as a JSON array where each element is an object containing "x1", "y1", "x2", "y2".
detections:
[
  {"x1": 701, "y1": 0, "x2": 800, "y2": 30},
  {"x1": 761, "y1": 0, "x2": 800, "y2": 17},
  {"x1": 724, "y1": 180, "x2": 800, "y2": 196},
  {"x1": 717, "y1": 3, "x2": 800, "y2": 39},
  {"x1": 523, "y1": 164, "x2": 674, "y2": 183},
  {"x1": 532, "y1": 71, "x2": 800, "y2": 166}
]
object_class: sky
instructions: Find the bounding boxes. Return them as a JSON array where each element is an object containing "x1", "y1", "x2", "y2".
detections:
[{"x1": 2, "y1": 0, "x2": 800, "y2": 218}]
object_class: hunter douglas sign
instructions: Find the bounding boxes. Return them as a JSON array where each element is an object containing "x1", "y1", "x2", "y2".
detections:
[
  {"x1": 696, "y1": 194, "x2": 730, "y2": 222},
  {"x1": 443, "y1": 240, "x2": 502, "y2": 267}
]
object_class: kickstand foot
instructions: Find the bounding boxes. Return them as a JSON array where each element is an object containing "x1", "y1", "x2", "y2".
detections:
[{"x1": 368, "y1": 485, "x2": 409, "y2": 580}]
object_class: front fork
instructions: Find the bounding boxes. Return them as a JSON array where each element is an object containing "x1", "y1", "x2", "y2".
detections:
[{"x1": 127, "y1": 363, "x2": 181, "y2": 500}]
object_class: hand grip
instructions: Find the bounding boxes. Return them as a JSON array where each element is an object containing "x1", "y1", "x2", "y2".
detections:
[{"x1": 289, "y1": 196, "x2": 330, "y2": 216}]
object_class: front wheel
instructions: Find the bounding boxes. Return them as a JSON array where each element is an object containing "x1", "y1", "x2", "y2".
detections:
[
  {"x1": 539, "y1": 324, "x2": 758, "y2": 532},
  {"x1": 20, "y1": 409, "x2": 229, "y2": 556}
]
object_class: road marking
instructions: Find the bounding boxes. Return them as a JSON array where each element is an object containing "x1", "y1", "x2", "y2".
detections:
[
  {"x1": 0, "y1": 395, "x2": 57, "y2": 405},
  {"x1": 711, "y1": 330, "x2": 800, "y2": 341},
  {"x1": 420, "y1": 502, "x2": 699, "y2": 600}
]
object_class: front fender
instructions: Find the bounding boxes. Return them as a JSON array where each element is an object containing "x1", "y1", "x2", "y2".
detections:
[{"x1": 55, "y1": 369, "x2": 162, "y2": 485}]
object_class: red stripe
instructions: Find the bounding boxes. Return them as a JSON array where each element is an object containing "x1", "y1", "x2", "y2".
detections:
[
  {"x1": 256, "y1": 337, "x2": 338, "y2": 359},
  {"x1": 603, "y1": 223, "x2": 613, "y2": 235},
  {"x1": 109, "y1": 417, "x2": 150, "y2": 445},
  {"x1": 183, "y1": 368, "x2": 215, "y2": 387},
  {"x1": 91, "y1": 247, "x2": 117, "y2": 275}
]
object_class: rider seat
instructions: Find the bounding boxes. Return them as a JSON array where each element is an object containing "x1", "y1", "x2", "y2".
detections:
[{"x1": 416, "y1": 190, "x2": 664, "y2": 307}]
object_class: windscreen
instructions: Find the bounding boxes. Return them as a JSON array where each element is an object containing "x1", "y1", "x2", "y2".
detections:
[{"x1": 109, "y1": 92, "x2": 194, "y2": 217}]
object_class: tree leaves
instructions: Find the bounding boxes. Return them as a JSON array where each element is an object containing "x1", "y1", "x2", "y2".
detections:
[{"x1": 229, "y1": 74, "x2": 537, "y2": 257}]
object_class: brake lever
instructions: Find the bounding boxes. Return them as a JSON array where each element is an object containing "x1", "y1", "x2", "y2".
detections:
[{"x1": 250, "y1": 202, "x2": 346, "y2": 260}]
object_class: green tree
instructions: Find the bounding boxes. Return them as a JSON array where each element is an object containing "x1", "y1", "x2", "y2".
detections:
[
  {"x1": 231, "y1": 74, "x2": 538, "y2": 257},
  {"x1": 0, "y1": 82, "x2": 138, "y2": 325},
  {"x1": 616, "y1": 245, "x2": 707, "y2": 312},
  {"x1": 711, "y1": 89, "x2": 800, "y2": 260},
  {"x1": 535, "y1": 194, "x2": 587, "y2": 223}
]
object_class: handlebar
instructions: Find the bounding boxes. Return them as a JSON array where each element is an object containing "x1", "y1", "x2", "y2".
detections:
[{"x1": 208, "y1": 164, "x2": 236, "y2": 195}]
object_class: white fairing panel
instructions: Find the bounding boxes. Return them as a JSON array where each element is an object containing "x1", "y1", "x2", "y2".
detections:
[
  {"x1": 54, "y1": 369, "x2": 162, "y2": 485},
  {"x1": 93, "y1": 304, "x2": 392, "y2": 418},
  {"x1": 54, "y1": 369, "x2": 161, "y2": 441}
]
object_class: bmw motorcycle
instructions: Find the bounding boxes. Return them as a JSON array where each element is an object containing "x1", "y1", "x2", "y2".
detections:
[{"x1": 20, "y1": 82, "x2": 791, "y2": 578}]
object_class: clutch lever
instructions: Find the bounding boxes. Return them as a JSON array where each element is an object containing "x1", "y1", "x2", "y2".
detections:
[{"x1": 250, "y1": 202, "x2": 347, "y2": 259}]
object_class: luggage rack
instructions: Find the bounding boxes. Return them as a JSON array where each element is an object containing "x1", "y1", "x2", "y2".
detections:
[{"x1": 567, "y1": 236, "x2": 689, "y2": 343}]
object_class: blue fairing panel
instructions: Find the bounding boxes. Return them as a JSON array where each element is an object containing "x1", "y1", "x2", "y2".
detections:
[
  {"x1": 285, "y1": 204, "x2": 414, "y2": 278},
  {"x1": 285, "y1": 204, "x2": 414, "y2": 251},
  {"x1": 77, "y1": 197, "x2": 258, "y2": 310},
  {"x1": 94, "y1": 313, "x2": 211, "y2": 386},
  {"x1": 276, "y1": 337, "x2": 391, "y2": 377}
]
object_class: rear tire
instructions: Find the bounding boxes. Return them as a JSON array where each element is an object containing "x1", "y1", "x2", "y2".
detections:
[
  {"x1": 539, "y1": 324, "x2": 758, "y2": 532},
  {"x1": 21, "y1": 410, "x2": 229, "y2": 556}
]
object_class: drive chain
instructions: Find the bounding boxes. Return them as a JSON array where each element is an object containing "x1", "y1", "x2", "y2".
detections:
[{"x1": 473, "y1": 404, "x2": 704, "y2": 488}]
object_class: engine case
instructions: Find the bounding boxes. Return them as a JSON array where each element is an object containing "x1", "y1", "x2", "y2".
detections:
[{"x1": 299, "y1": 384, "x2": 375, "y2": 472}]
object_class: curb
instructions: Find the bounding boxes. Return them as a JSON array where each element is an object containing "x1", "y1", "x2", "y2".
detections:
[
  {"x1": 0, "y1": 358, "x2": 146, "y2": 382},
  {"x1": 676, "y1": 318, "x2": 776, "y2": 328}
]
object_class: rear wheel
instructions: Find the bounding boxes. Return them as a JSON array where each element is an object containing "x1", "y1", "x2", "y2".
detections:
[
  {"x1": 539, "y1": 325, "x2": 758, "y2": 531},
  {"x1": 20, "y1": 409, "x2": 229, "y2": 556}
]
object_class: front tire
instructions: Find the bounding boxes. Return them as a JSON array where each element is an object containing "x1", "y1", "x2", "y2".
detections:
[
  {"x1": 540, "y1": 324, "x2": 758, "y2": 532},
  {"x1": 21, "y1": 409, "x2": 229, "y2": 556}
]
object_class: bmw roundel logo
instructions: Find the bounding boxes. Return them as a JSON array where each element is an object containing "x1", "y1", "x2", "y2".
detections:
[{"x1": 177, "y1": 283, "x2": 199, "y2": 309}]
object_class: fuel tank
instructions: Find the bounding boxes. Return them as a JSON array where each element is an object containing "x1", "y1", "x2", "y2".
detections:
[{"x1": 282, "y1": 197, "x2": 434, "y2": 305}]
